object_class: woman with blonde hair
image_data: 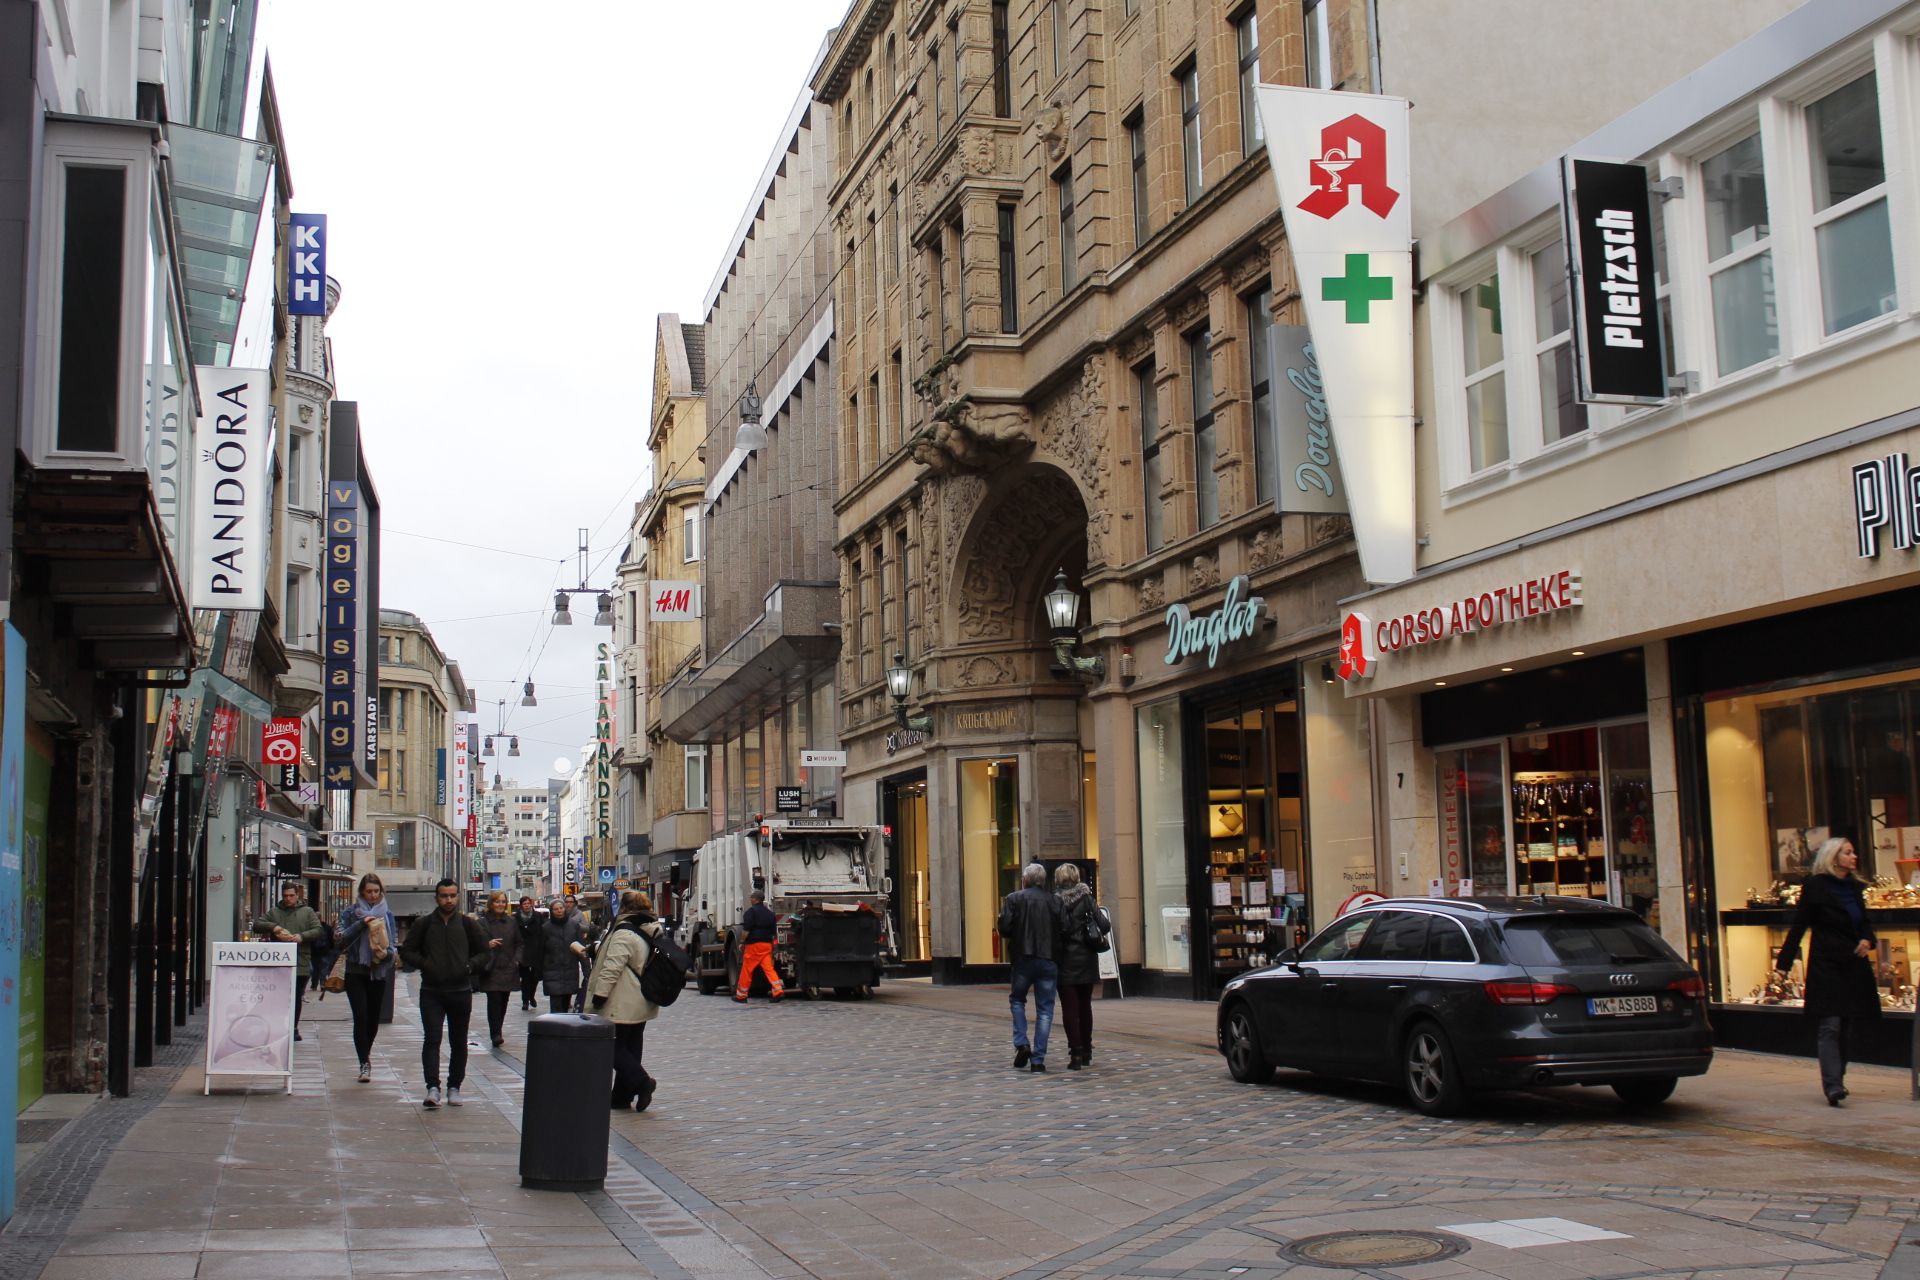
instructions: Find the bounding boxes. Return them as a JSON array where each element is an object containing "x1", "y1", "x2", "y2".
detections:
[
  {"x1": 1776, "y1": 835, "x2": 1879, "y2": 1105},
  {"x1": 335, "y1": 872, "x2": 396, "y2": 1083},
  {"x1": 587, "y1": 889, "x2": 665, "y2": 1111},
  {"x1": 476, "y1": 890, "x2": 523, "y2": 1048},
  {"x1": 1052, "y1": 862, "x2": 1110, "y2": 1071}
]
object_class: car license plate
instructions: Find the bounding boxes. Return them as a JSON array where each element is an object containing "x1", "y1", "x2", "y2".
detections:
[{"x1": 1587, "y1": 995, "x2": 1657, "y2": 1016}]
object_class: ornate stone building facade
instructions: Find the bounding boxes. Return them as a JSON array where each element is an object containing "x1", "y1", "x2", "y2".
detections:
[{"x1": 817, "y1": 0, "x2": 1379, "y2": 992}]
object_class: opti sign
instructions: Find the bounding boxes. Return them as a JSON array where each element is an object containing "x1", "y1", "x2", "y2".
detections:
[{"x1": 1337, "y1": 569, "x2": 1582, "y2": 681}]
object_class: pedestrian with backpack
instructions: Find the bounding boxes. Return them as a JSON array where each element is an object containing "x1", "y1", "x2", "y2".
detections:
[
  {"x1": 587, "y1": 889, "x2": 677, "y2": 1112},
  {"x1": 1053, "y1": 862, "x2": 1110, "y2": 1071}
]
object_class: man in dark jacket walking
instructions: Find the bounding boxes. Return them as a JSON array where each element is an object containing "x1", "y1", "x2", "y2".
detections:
[
  {"x1": 997, "y1": 863, "x2": 1067, "y2": 1072},
  {"x1": 514, "y1": 896, "x2": 545, "y2": 1011},
  {"x1": 400, "y1": 879, "x2": 494, "y2": 1108}
]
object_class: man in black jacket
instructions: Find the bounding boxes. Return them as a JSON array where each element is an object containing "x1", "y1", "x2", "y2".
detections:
[
  {"x1": 401, "y1": 879, "x2": 495, "y2": 1108},
  {"x1": 997, "y1": 863, "x2": 1067, "y2": 1072},
  {"x1": 514, "y1": 896, "x2": 545, "y2": 1011}
]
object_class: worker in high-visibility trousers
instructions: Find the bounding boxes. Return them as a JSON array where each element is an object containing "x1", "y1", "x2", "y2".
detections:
[{"x1": 733, "y1": 889, "x2": 784, "y2": 1002}]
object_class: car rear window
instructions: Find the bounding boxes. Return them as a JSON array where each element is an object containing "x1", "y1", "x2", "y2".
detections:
[{"x1": 1502, "y1": 915, "x2": 1679, "y2": 968}]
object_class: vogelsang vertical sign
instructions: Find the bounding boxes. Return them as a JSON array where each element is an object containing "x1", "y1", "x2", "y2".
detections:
[{"x1": 324, "y1": 482, "x2": 359, "y2": 790}]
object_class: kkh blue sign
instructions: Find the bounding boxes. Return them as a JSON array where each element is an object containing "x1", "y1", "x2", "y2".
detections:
[
  {"x1": 288, "y1": 213, "x2": 327, "y2": 316},
  {"x1": 1164, "y1": 576, "x2": 1266, "y2": 668}
]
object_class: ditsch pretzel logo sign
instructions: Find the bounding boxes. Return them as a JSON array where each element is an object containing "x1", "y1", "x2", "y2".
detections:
[{"x1": 1257, "y1": 86, "x2": 1414, "y2": 586}]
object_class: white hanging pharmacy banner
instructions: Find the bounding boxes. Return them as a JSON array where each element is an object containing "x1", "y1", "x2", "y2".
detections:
[
  {"x1": 204, "y1": 940, "x2": 297, "y2": 1093},
  {"x1": 1256, "y1": 85, "x2": 1415, "y2": 585},
  {"x1": 188, "y1": 368, "x2": 272, "y2": 610}
]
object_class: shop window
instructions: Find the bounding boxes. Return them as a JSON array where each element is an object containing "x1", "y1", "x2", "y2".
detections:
[
  {"x1": 1137, "y1": 701, "x2": 1188, "y2": 975},
  {"x1": 1056, "y1": 165, "x2": 1077, "y2": 293},
  {"x1": 1245, "y1": 288, "x2": 1277, "y2": 504},
  {"x1": 1136, "y1": 362, "x2": 1163, "y2": 551},
  {"x1": 961, "y1": 757, "x2": 1023, "y2": 965},
  {"x1": 1202, "y1": 694, "x2": 1304, "y2": 986},
  {"x1": 1706, "y1": 673, "x2": 1920, "y2": 1014},
  {"x1": 1806, "y1": 72, "x2": 1894, "y2": 336},
  {"x1": 1435, "y1": 722, "x2": 1655, "y2": 913},
  {"x1": 1082, "y1": 751, "x2": 1099, "y2": 861},
  {"x1": 991, "y1": 1, "x2": 1011, "y2": 116},
  {"x1": 1700, "y1": 130, "x2": 1778, "y2": 376}
]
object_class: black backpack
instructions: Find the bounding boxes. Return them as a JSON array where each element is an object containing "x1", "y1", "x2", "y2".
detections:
[{"x1": 630, "y1": 922, "x2": 690, "y2": 1007}]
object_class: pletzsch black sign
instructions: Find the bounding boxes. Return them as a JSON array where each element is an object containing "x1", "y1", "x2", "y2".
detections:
[{"x1": 1562, "y1": 157, "x2": 1667, "y2": 403}]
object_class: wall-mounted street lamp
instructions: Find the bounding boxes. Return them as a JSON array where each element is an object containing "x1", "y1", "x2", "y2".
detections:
[
  {"x1": 1045, "y1": 568, "x2": 1104, "y2": 679},
  {"x1": 886, "y1": 652, "x2": 933, "y2": 733},
  {"x1": 734, "y1": 382, "x2": 767, "y2": 453}
]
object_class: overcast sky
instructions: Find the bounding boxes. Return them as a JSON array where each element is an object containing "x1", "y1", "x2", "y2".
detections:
[{"x1": 266, "y1": 0, "x2": 849, "y2": 778}]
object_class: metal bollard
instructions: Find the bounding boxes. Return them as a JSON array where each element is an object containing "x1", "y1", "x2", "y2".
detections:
[{"x1": 519, "y1": 1013, "x2": 615, "y2": 1190}]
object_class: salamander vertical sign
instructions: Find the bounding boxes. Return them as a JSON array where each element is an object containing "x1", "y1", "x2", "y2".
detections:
[
  {"x1": 324, "y1": 482, "x2": 360, "y2": 791},
  {"x1": 1562, "y1": 158, "x2": 1667, "y2": 403},
  {"x1": 288, "y1": 213, "x2": 327, "y2": 317}
]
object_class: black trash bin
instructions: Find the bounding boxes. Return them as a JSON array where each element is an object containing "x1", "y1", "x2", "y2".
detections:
[{"x1": 519, "y1": 1013, "x2": 614, "y2": 1190}]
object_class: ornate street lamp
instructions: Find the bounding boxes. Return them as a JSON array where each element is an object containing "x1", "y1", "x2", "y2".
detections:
[
  {"x1": 886, "y1": 652, "x2": 933, "y2": 733},
  {"x1": 1045, "y1": 568, "x2": 1105, "y2": 679}
]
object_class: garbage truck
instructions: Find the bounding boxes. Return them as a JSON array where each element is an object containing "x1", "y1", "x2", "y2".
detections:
[{"x1": 684, "y1": 817, "x2": 895, "y2": 999}]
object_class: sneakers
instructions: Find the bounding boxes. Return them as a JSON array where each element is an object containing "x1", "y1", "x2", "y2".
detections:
[
  {"x1": 423, "y1": 1086, "x2": 441, "y2": 1109},
  {"x1": 446, "y1": 1088, "x2": 463, "y2": 1107},
  {"x1": 1013, "y1": 1046, "x2": 1031, "y2": 1069},
  {"x1": 357, "y1": 1062, "x2": 371, "y2": 1083},
  {"x1": 1030, "y1": 1061, "x2": 1047, "y2": 1074},
  {"x1": 731, "y1": 995, "x2": 748, "y2": 1004}
]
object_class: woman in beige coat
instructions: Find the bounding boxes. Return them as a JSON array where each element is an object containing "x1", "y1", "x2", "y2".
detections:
[{"x1": 587, "y1": 889, "x2": 662, "y2": 1111}]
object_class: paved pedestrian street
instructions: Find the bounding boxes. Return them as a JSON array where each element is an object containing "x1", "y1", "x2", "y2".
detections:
[{"x1": 7, "y1": 980, "x2": 1919, "y2": 1280}]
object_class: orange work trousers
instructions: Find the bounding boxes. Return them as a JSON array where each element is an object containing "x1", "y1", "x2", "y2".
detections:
[{"x1": 737, "y1": 941, "x2": 784, "y2": 999}]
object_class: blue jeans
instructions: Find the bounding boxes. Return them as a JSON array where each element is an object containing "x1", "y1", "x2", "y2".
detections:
[{"x1": 1009, "y1": 957, "x2": 1059, "y2": 1064}]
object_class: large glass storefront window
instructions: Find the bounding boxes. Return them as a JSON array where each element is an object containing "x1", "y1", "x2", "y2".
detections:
[
  {"x1": 1434, "y1": 721, "x2": 1656, "y2": 918},
  {"x1": 961, "y1": 756, "x2": 1022, "y2": 965},
  {"x1": 1707, "y1": 672, "x2": 1920, "y2": 1013},
  {"x1": 1137, "y1": 702, "x2": 1188, "y2": 974},
  {"x1": 1201, "y1": 694, "x2": 1303, "y2": 985},
  {"x1": 893, "y1": 776, "x2": 930, "y2": 962}
]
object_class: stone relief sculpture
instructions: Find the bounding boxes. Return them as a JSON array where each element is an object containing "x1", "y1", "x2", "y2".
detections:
[
  {"x1": 953, "y1": 653, "x2": 1017, "y2": 687},
  {"x1": 1190, "y1": 552, "x2": 1221, "y2": 592},
  {"x1": 1036, "y1": 358, "x2": 1110, "y2": 565},
  {"x1": 1248, "y1": 525, "x2": 1285, "y2": 571},
  {"x1": 1137, "y1": 574, "x2": 1165, "y2": 614}
]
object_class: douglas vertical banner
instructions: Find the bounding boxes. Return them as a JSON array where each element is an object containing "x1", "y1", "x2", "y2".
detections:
[
  {"x1": 189, "y1": 368, "x2": 271, "y2": 610},
  {"x1": 288, "y1": 213, "x2": 328, "y2": 316},
  {"x1": 324, "y1": 482, "x2": 360, "y2": 790}
]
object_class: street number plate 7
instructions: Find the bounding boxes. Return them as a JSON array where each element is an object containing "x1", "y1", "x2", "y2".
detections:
[{"x1": 1587, "y1": 995, "x2": 1657, "y2": 1016}]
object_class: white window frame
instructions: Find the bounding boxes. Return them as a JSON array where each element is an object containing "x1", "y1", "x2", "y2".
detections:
[
  {"x1": 1303, "y1": 0, "x2": 1332, "y2": 90},
  {"x1": 682, "y1": 505, "x2": 702, "y2": 563},
  {"x1": 685, "y1": 744, "x2": 709, "y2": 812},
  {"x1": 30, "y1": 120, "x2": 159, "y2": 469},
  {"x1": 1523, "y1": 237, "x2": 1590, "y2": 452},
  {"x1": 1782, "y1": 55, "x2": 1900, "y2": 342}
]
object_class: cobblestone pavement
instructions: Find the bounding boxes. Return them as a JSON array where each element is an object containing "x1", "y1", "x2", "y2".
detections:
[{"x1": 5, "y1": 979, "x2": 1919, "y2": 1279}]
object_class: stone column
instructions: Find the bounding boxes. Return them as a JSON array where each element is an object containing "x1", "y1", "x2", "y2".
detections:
[{"x1": 1643, "y1": 641, "x2": 1687, "y2": 951}]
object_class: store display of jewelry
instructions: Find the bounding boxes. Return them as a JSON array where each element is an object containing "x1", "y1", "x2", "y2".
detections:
[{"x1": 1744, "y1": 971, "x2": 1803, "y2": 1006}]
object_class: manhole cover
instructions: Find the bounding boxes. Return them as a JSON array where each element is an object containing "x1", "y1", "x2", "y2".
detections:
[{"x1": 1279, "y1": 1229, "x2": 1468, "y2": 1268}]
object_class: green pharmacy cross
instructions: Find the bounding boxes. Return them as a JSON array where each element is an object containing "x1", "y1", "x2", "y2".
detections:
[{"x1": 1323, "y1": 252, "x2": 1393, "y2": 323}]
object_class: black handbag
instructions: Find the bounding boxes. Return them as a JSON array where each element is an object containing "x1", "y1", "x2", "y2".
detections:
[{"x1": 1082, "y1": 903, "x2": 1111, "y2": 954}]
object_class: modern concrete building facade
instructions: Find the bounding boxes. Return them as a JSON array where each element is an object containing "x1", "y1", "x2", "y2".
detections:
[
  {"x1": 660, "y1": 49, "x2": 845, "y2": 841},
  {"x1": 363, "y1": 610, "x2": 464, "y2": 918}
]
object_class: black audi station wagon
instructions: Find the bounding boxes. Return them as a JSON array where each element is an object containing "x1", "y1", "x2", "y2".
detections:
[{"x1": 1215, "y1": 896, "x2": 1713, "y2": 1115}]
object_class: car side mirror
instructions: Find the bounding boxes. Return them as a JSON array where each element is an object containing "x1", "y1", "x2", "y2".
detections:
[{"x1": 1278, "y1": 946, "x2": 1302, "y2": 971}]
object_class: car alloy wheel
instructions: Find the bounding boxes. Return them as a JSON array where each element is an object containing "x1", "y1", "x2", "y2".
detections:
[
  {"x1": 1403, "y1": 1022, "x2": 1464, "y2": 1115},
  {"x1": 1223, "y1": 1005, "x2": 1273, "y2": 1084}
]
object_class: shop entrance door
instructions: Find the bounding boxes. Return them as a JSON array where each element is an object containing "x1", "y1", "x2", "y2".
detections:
[
  {"x1": 1187, "y1": 682, "x2": 1306, "y2": 1000},
  {"x1": 881, "y1": 771, "x2": 930, "y2": 965}
]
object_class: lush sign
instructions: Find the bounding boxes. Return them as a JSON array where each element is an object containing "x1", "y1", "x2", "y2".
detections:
[{"x1": 1164, "y1": 576, "x2": 1266, "y2": 668}]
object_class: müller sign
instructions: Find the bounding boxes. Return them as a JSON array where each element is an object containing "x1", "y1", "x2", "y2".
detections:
[{"x1": 1338, "y1": 570, "x2": 1581, "y2": 680}]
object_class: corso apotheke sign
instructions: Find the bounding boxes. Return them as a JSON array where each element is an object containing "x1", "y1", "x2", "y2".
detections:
[
  {"x1": 1164, "y1": 576, "x2": 1266, "y2": 668},
  {"x1": 1338, "y1": 569, "x2": 1582, "y2": 681}
]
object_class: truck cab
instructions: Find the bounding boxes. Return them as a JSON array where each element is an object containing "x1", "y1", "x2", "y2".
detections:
[{"x1": 684, "y1": 818, "x2": 896, "y2": 999}]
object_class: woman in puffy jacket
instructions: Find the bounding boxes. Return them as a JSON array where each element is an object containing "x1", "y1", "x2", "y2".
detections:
[
  {"x1": 540, "y1": 896, "x2": 590, "y2": 1014},
  {"x1": 588, "y1": 889, "x2": 663, "y2": 1111}
]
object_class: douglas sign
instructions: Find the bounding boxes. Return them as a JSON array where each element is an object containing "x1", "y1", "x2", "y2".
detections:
[{"x1": 1165, "y1": 576, "x2": 1266, "y2": 668}]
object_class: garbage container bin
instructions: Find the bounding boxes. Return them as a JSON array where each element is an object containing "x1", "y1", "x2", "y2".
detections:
[{"x1": 519, "y1": 1013, "x2": 614, "y2": 1190}]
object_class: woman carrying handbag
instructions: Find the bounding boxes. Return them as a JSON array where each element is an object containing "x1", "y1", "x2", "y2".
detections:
[
  {"x1": 1053, "y1": 863, "x2": 1110, "y2": 1071},
  {"x1": 335, "y1": 873, "x2": 397, "y2": 1083}
]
